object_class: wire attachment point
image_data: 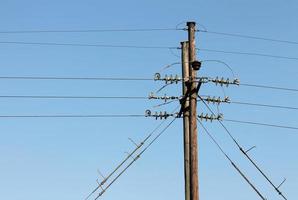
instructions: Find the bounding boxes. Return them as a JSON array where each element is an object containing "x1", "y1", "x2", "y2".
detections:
[
  {"x1": 124, "y1": 152, "x2": 135, "y2": 160},
  {"x1": 245, "y1": 146, "x2": 257, "y2": 154},
  {"x1": 197, "y1": 77, "x2": 240, "y2": 86},
  {"x1": 202, "y1": 96, "x2": 231, "y2": 105},
  {"x1": 145, "y1": 109, "x2": 178, "y2": 120},
  {"x1": 128, "y1": 138, "x2": 138, "y2": 147},
  {"x1": 154, "y1": 73, "x2": 161, "y2": 80},
  {"x1": 212, "y1": 77, "x2": 240, "y2": 87},
  {"x1": 198, "y1": 113, "x2": 223, "y2": 122},
  {"x1": 277, "y1": 178, "x2": 287, "y2": 189},
  {"x1": 96, "y1": 179, "x2": 104, "y2": 191},
  {"x1": 97, "y1": 169, "x2": 106, "y2": 180},
  {"x1": 148, "y1": 92, "x2": 180, "y2": 102},
  {"x1": 153, "y1": 73, "x2": 182, "y2": 83}
]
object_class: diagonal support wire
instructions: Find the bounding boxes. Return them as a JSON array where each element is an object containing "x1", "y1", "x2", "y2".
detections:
[
  {"x1": 197, "y1": 119, "x2": 266, "y2": 200},
  {"x1": 94, "y1": 117, "x2": 178, "y2": 199},
  {"x1": 198, "y1": 95, "x2": 288, "y2": 200},
  {"x1": 85, "y1": 120, "x2": 167, "y2": 200}
]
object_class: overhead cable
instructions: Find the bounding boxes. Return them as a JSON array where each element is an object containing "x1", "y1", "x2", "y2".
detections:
[
  {"x1": 0, "y1": 41, "x2": 176, "y2": 49},
  {"x1": 241, "y1": 83, "x2": 298, "y2": 92},
  {"x1": 94, "y1": 117, "x2": 177, "y2": 199},
  {"x1": 224, "y1": 119, "x2": 298, "y2": 131},
  {"x1": 230, "y1": 101, "x2": 298, "y2": 111},
  {"x1": 198, "y1": 48, "x2": 298, "y2": 61},
  {"x1": 198, "y1": 95, "x2": 288, "y2": 199},
  {"x1": 198, "y1": 119, "x2": 266, "y2": 200},
  {"x1": 198, "y1": 30, "x2": 298, "y2": 45},
  {"x1": 85, "y1": 119, "x2": 168, "y2": 200},
  {"x1": 0, "y1": 28, "x2": 182, "y2": 34},
  {"x1": 0, "y1": 76, "x2": 152, "y2": 81}
]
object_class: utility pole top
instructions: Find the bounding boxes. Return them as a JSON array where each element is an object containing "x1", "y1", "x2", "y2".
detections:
[
  {"x1": 187, "y1": 21, "x2": 196, "y2": 26},
  {"x1": 181, "y1": 41, "x2": 188, "y2": 45}
]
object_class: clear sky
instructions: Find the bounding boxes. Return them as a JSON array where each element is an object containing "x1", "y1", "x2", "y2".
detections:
[{"x1": 0, "y1": 0, "x2": 297, "y2": 200}]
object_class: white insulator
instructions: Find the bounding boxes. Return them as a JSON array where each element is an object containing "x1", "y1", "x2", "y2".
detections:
[
  {"x1": 154, "y1": 73, "x2": 161, "y2": 80},
  {"x1": 145, "y1": 110, "x2": 151, "y2": 117}
]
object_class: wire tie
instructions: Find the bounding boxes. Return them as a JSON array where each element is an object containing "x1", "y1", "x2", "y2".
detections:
[
  {"x1": 245, "y1": 146, "x2": 257, "y2": 153},
  {"x1": 97, "y1": 169, "x2": 106, "y2": 180},
  {"x1": 277, "y1": 178, "x2": 287, "y2": 189},
  {"x1": 125, "y1": 152, "x2": 135, "y2": 160},
  {"x1": 128, "y1": 138, "x2": 138, "y2": 147}
]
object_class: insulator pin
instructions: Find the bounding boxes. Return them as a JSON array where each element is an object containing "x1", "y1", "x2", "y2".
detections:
[
  {"x1": 196, "y1": 77, "x2": 240, "y2": 86},
  {"x1": 145, "y1": 109, "x2": 178, "y2": 120},
  {"x1": 198, "y1": 113, "x2": 223, "y2": 122},
  {"x1": 154, "y1": 73, "x2": 182, "y2": 84},
  {"x1": 211, "y1": 77, "x2": 240, "y2": 87},
  {"x1": 203, "y1": 96, "x2": 231, "y2": 104},
  {"x1": 148, "y1": 92, "x2": 180, "y2": 102}
]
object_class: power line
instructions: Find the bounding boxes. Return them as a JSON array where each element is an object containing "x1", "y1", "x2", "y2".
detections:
[
  {"x1": 0, "y1": 41, "x2": 176, "y2": 49},
  {"x1": 87, "y1": 106, "x2": 180, "y2": 199},
  {"x1": 0, "y1": 95, "x2": 147, "y2": 99},
  {"x1": 1, "y1": 40, "x2": 297, "y2": 60},
  {"x1": 199, "y1": 98, "x2": 298, "y2": 131},
  {"x1": 197, "y1": 119, "x2": 267, "y2": 200},
  {"x1": 230, "y1": 101, "x2": 298, "y2": 111},
  {"x1": 0, "y1": 114, "x2": 144, "y2": 118},
  {"x1": 198, "y1": 48, "x2": 298, "y2": 60},
  {"x1": 1, "y1": 76, "x2": 298, "y2": 95},
  {"x1": 0, "y1": 76, "x2": 152, "y2": 81},
  {"x1": 198, "y1": 30, "x2": 298, "y2": 45},
  {"x1": 94, "y1": 117, "x2": 178, "y2": 199},
  {"x1": 0, "y1": 76, "x2": 297, "y2": 95},
  {"x1": 224, "y1": 119, "x2": 298, "y2": 131},
  {"x1": 241, "y1": 83, "x2": 298, "y2": 92},
  {"x1": 198, "y1": 95, "x2": 288, "y2": 199},
  {"x1": 0, "y1": 28, "x2": 182, "y2": 34},
  {"x1": 85, "y1": 118, "x2": 168, "y2": 200}
]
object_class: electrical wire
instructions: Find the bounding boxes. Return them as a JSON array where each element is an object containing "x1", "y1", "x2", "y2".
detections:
[
  {"x1": 197, "y1": 48, "x2": 298, "y2": 61},
  {"x1": 0, "y1": 114, "x2": 144, "y2": 118},
  {"x1": 2, "y1": 40, "x2": 297, "y2": 60},
  {"x1": 4, "y1": 40, "x2": 297, "y2": 61},
  {"x1": 241, "y1": 83, "x2": 298, "y2": 92},
  {"x1": 0, "y1": 28, "x2": 182, "y2": 34},
  {"x1": 198, "y1": 95, "x2": 288, "y2": 199},
  {"x1": 0, "y1": 41, "x2": 176, "y2": 49},
  {"x1": 197, "y1": 119, "x2": 266, "y2": 200},
  {"x1": 0, "y1": 95, "x2": 148, "y2": 99},
  {"x1": 224, "y1": 119, "x2": 298, "y2": 131},
  {"x1": 91, "y1": 105, "x2": 180, "y2": 199},
  {"x1": 0, "y1": 76, "x2": 152, "y2": 81},
  {"x1": 94, "y1": 117, "x2": 178, "y2": 199},
  {"x1": 85, "y1": 118, "x2": 168, "y2": 200},
  {"x1": 200, "y1": 60, "x2": 236, "y2": 78},
  {"x1": 198, "y1": 30, "x2": 298, "y2": 45},
  {"x1": 230, "y1": 101, "x2": 298, "y2": 111},
  {"x1": 0, "y1": 76, "x2": 297, "y2": 94}
]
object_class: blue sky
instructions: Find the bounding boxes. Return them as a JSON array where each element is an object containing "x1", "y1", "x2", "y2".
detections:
[{"x1": 0, "y1": 0, "x2": 297, "y2": 200}]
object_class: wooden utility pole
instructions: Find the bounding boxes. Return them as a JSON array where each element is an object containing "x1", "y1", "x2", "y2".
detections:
[
  {"x1": 187, "y1": 21, "x2": 199, "y2": 200},
  {"x1": 181, "y1": 41, "x2": 190, "y2": 200}
]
